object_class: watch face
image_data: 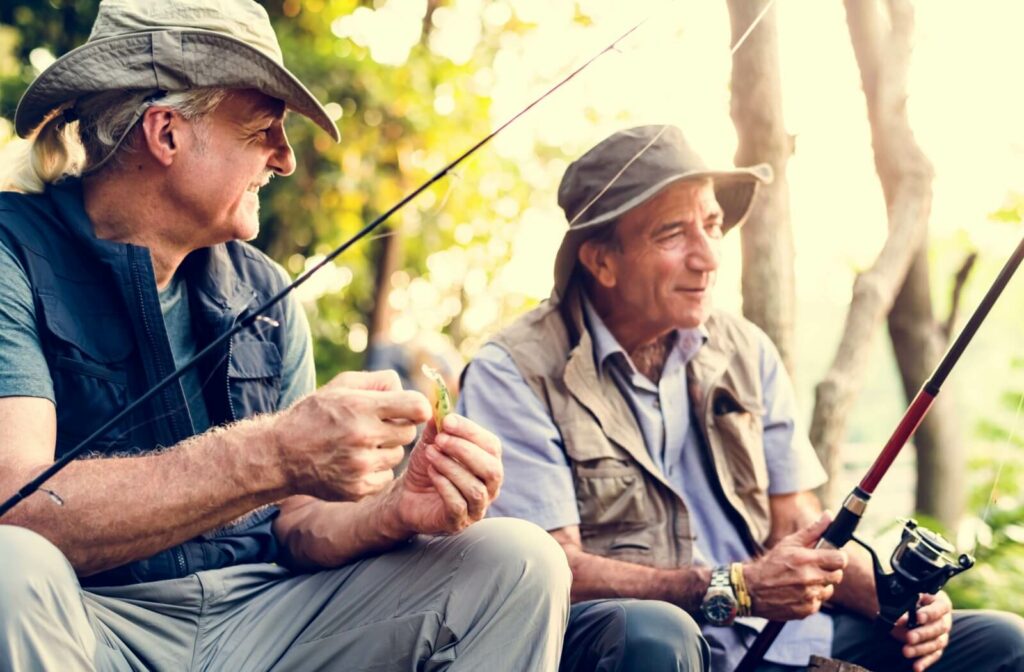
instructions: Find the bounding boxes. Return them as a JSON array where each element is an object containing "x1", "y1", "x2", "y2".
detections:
[{"x1": 701, "y1": 594, "x2": 738, "y2": 626}]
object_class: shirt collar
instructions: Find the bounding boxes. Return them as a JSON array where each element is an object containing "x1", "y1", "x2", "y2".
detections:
[{"x1": 580, "y1": 293, "x2": 708, "y2": 379}]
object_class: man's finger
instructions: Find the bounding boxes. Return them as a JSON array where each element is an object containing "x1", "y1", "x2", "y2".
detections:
[
  {"x1": 815, "y1": 550, "x2": 848, "y2": 571},
  {"x1": 822, "y1": 568, "x2": 844, "y2": 586},
  {"x1": 328, "y1": 369, "x2": 404, "y2": 392},
  {"x1": 905, "y1": 619, "x2": 946, "y2": 646},
  {"x1": 372, "y1": 390, "x2": 432, "y2": 423},
  {"x1": 426, "y1": 446, "x2": 490, "y2": 520},
  {"x1": 441, "y1": 414, "x2": 501, "y2": 457},
  {"x1": 435, "y1": 433, "x2": 503, "y2": 496},
  {"x1": 427, "y1": 465, "x2": 470, "y2": 529},
  {"x1": 904, "y1": 632, "x2": 948, "y2": 660},
  {"x1": 370, "y1": 445, "x2": 406, "y2": 471},
  {"x1": 913, "y1": 649, "x2": 944, "y2": 672}
]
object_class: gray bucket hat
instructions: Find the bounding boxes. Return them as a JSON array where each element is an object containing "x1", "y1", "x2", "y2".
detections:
[
  {"x1": 14, "y1": 0, "x2": 339, "y2": 142},
  {"x1": 553, "y1": 124, "x2": 773, "y2": 299}
]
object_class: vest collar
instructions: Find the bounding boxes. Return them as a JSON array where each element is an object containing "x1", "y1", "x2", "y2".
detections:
[{"x1": 561, "y1": 284, "x2": 676, "y2": 491}]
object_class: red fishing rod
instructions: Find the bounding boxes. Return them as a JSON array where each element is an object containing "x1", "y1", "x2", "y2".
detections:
[{"x1": 735, "y1": 232, "x2": 1024, "y2": 672}]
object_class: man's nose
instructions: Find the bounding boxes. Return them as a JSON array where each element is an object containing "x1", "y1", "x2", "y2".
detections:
[
  {"x1": 687, "y1": 231, "x2": 720, "y2": 272},
  {"x1": 269, "y1": 131, "x2": 296, "y2": 177}
]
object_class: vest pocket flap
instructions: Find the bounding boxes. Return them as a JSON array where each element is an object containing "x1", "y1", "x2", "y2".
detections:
[
  {"x1": 562, "y1": 419, "x2": 630, "y2": 461},
  {"x1": 38, "y1": 294, "x2": 132, "y2": 362},
  {"x1": 228, "y1": 341, "x2": 282, "y2": 380}
]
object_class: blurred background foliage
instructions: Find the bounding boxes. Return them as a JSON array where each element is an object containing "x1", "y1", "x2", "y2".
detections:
[{"x1": 2, "y1": 0, "x2": 1022, "y2": 614}]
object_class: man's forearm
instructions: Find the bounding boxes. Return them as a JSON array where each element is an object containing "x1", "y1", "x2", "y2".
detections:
[
  {"x1": 273, "y1": 487, "x2": 412, "y2": 570},
  {"x1": 0, "y1": 416, "x2": 291, "y2": 576},
  {"x1": 562, "y1": 545, "x2": 712, "y2": 612},
  {"x1": 829, "y1": 541, "x2": 880, "y2": 617}
]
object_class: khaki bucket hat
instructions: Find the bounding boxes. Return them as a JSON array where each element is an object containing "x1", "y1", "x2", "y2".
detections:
[
  {"x1": 14, "y1": 0, "x2": 339, "y2": 142},
  {"x1": 553, "y1": 125, "x2": 773, "y2": 299}
]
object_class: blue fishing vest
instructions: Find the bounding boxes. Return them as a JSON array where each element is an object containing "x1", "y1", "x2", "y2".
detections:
[{"x1": 0, "y1": 179, "x2": 290, "y2": 586}]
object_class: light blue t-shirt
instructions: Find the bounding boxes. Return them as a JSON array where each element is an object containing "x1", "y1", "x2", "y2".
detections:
[{"x1": 458, "y1": 297, "x2": 830, "y2": 671}]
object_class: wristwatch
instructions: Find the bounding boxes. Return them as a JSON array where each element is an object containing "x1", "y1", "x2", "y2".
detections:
[{"x1": 700, "y1": 565, "x2": 739, "y2": 626}]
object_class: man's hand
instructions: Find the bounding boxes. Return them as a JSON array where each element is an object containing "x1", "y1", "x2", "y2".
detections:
[
  {"x1": 272, "y1": 370, "x2": 431, "y2": 501},
  {"x1": 389, "y1": 413, "x2": 503, "y2": 536},
  {"x1": 742, "y1": 512, "x2": 848, "y2": 621},
  {"x1": 889, "y1": 591, "x2": 953, "y2": 672}
]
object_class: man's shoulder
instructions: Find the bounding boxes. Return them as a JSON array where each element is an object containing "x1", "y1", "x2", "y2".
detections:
[
  {"x1": 705, "y1": 308, "x2": 768, "y2": 349},
  {"x1": 223, "y1": 241, "x2": 289, "y2": 290},
  {"x1": 0, "y1": 190, "x2": 59, "y2": 238},
  {"x1": 490, "y1": 298, "x2": 566, "y2": 349}
]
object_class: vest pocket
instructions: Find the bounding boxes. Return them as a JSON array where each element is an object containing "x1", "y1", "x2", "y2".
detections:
[
  {"x1": 712, "y1": 406, "x2": 768, "y2": 495},
  {"x1": 575, "y1": 463, "x2": 649, "y2": 526},
  {"x1": 38, "y1": 295, "x2": 133, "y2": 454},
  {"x1": 227, "y1": 340, "x2": 283, "y2": 415}
]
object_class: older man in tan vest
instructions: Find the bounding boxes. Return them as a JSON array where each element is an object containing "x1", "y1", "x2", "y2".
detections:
[{"x1": 458, "y1": 125, "x2": 1024, "y2": 672}]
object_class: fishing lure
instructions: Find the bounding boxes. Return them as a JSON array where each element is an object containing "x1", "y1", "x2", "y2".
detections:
[{"x1": 421, "y1": 363, "x2": 452, "y2": 432}]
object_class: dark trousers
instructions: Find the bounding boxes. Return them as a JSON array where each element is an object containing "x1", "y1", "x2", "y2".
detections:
[
  {"x1": 561, "y1": 599, "x2": 711, "y2": 672},
  {"x1": 561, "y1": 599, "x2": 1024, "y2": 672},
  {"x1": 829, "y1": 609, "x2": 1024, "y2": 672}
]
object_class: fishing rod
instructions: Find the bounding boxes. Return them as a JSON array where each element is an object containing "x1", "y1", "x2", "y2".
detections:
[
  {"x1": 735, "y1": 232, "x2": 1024, "y2": 672},
  {"x1": 0, "y1": 17, "x2": 649, "y2": 519}
]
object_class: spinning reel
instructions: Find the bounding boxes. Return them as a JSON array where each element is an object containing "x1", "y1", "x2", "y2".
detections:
[{"x1": 852, "y1": 519, "x2": 975, "y2": 629}]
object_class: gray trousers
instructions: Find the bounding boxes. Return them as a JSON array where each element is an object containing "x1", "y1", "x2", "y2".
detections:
[{"x1": 0, "y1": 518, "x2": 572, "y2": 671}]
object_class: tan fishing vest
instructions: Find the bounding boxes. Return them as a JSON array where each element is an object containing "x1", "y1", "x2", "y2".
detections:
[{"x1": 489, "y1": 286, "x2": 772, "y2": 568}]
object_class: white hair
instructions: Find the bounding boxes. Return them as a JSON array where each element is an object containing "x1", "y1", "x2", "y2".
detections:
[{"x1": 0, "y1": 88, "x2": 227, "y2": 194}]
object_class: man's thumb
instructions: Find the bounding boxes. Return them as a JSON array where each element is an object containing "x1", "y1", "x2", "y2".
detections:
[{"x1": 790, "y1": 511, "x2": 833, "y2": 547}]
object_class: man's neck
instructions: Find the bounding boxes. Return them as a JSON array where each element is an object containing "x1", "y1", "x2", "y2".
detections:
[
  {"x1": 82, "y1": 172, "x2": 191, "y2": 289},
  {"x1": 628, "y1": 336, "x2": 674, "y2": 384},
  {"x1": 585, "y1": 286, "x2": 674, "y2": 383}
]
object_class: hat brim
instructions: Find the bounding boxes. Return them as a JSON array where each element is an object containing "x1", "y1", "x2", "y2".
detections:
[
  {"x1": 15, "y1": 29, "x2": 339, "y2": 142},
  {"x1": 552, "y1": 164, "x2": 773, "y2": 300}
]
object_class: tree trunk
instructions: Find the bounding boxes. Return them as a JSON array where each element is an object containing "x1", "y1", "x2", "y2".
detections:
[
  {"x1": 726, "y1": 0, "x2": 796, "y2": 374},
  {"x1": 887, "y1": 250, "x2": 964, "y2": 529},
  {"x1": 811, "y1": 0, "x2": 934, "y2": 507},
  {"x1": 367, "y1": 227, "x2": 402, "y2": 347},
  {"x1": 849, "y1": 0, "x2": 960, "y2": 528}
]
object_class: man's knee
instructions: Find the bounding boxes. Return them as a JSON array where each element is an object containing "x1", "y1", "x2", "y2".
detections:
[
  {"x1": 455, "y1": 517, "x2": 572, "y2": 598},
  {"x1": 620, "y1": 600, "x2": 707, "y2": 671},
  {"x1": 564, "y1": 599, "x2": 707, "y2": 672},
  {"x1": 0, "y1": 525, "x2": 77, "y2": 609},
  {"x1": 952, "y1": 610, "x2": 1024, "y2": 671}
]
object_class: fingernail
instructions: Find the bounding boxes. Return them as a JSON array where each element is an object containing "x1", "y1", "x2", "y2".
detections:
[{"x1": 443, "y1": 414, "x2": 459, "y2": 431}]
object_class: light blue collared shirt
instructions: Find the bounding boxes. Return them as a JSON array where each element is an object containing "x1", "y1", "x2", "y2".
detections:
[{"x1": 458, "y1": 299, "x2": 831, "y2": 670}]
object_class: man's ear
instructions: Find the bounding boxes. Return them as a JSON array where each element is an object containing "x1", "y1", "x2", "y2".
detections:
[
  {"x1": 578, "y1": 239, "x2": 618, "y2": 289},
  {"x1": 138, "y1": 107, "x2": 181, "y2": 167}
]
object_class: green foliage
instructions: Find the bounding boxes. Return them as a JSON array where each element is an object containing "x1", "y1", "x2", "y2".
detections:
[{"x1": 945, "y1": 379, "x2": 1024, "y2": 614}]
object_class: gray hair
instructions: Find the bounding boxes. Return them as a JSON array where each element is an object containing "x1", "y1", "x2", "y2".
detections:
[{"x1": 0, "y1": 88, "x2": 227, "y2": 194}]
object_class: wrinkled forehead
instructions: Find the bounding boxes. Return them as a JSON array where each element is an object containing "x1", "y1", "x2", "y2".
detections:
[{"x1": 621, "y1": 178, "x2": 721, "y2": 227}]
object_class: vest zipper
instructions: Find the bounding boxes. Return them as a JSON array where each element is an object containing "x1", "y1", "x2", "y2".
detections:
[
  {"x1": 129, "y1": 247, "x2": 192, "y2": 579},
  {"x1": 175, "y1": 546, "x2": 187, "y2": 576},
  {"x1": 225, "y1": 336, "x2": 237, "y2": 422},
  {"x1": 128, "y1": 246, "x2": 191, "y2": 443},
  {"x1": 223, "y1": 294, "x2": 256, "y2": 423}
]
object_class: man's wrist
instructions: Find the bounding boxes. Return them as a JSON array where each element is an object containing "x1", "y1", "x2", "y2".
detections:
[
  {"x1": 700, "y1": 565, "x2": 740, "y2": 626},
  {"x1": 376, "y1": 478, "x2": 416, "y2": 543},
  {"x1": 731, "y1": 562, "x2": 753, "y2": 617}
]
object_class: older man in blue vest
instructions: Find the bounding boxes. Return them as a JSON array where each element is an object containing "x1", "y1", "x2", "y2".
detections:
[
  {"x1": 0, "y1": 1, "x2": 570, "y2": 669},
  {"x1": 459, "y1": 125, "x2": 1024, "y2": 672}
]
